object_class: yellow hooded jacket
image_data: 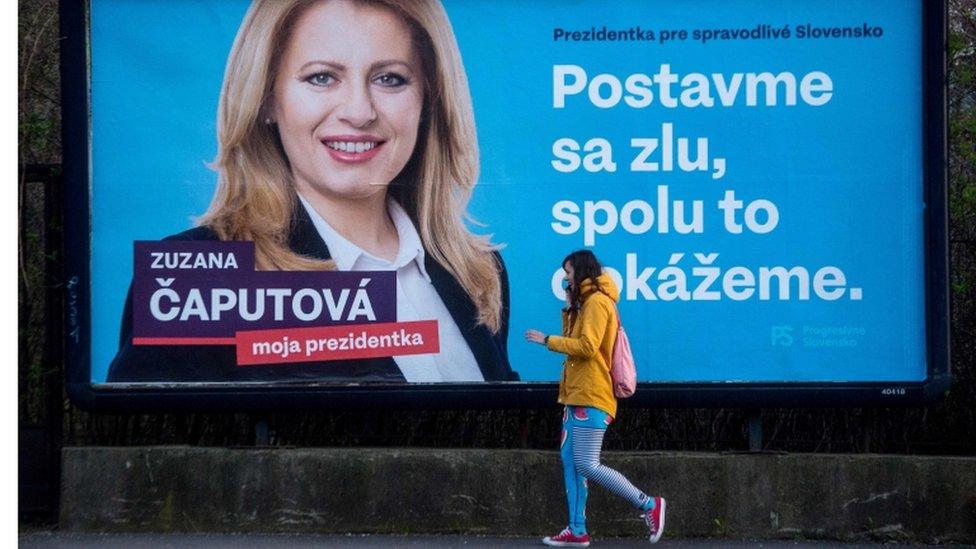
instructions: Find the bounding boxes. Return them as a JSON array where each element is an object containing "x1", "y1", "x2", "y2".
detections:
[{"x1": 545, "y1": 272, "x2": 619, "y2": 417}]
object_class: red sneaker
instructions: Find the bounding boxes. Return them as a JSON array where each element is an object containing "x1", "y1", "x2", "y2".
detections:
[
  {"x1": 542, "y1": 527, "x2": 590, "y2": 547},
  {"x1": 642, "y1": 497, "x2": 666, "y2": 543}
]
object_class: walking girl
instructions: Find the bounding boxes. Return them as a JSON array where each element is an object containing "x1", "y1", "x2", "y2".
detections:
[{"x1": 526, "y1": 250, "x2": 665, "y2": 546}]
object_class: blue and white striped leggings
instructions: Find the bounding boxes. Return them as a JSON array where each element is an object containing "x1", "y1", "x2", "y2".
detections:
[{"x1": 561, "y1": 405, "x2": 653, "y2": 535}]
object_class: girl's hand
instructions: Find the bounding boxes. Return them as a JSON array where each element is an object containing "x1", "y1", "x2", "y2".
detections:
[{"x1": 525, "y1": 329, "x2": 547, "y2": 345}]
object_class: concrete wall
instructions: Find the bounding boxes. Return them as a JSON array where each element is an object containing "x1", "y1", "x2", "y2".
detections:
[{"x1": 61, "y1": 447, "x2": 976, "y2": 542}]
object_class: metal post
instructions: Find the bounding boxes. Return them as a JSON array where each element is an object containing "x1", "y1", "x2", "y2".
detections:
[
  {"x1": 518, "y1": 409, "x2": 529, "y2": 449},
  {"x1": 748, "y1": 412, "x2": 762, "y2": 452},
  {"x1": 254, "y1": 418, "x2": 270, "y2": 446},
  {"x1": 44, "y1": 165, "x2": 64, "y2": 520},
  {"x1": 861, "y1": 409, "x2": 873, "y2": 453}
]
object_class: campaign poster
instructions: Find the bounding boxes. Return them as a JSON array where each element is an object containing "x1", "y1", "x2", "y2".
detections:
[{"x1": 78, "y1": 0, "x2": 938, "y2": 399}]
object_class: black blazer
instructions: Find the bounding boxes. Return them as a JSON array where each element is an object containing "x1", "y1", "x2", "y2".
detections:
[{"x1": 106, "y1": 205, "x2": 517, "y2": 383}]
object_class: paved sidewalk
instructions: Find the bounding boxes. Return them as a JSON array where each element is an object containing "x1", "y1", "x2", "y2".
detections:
[{"x1": 18, "y1": 533, "x2": 975, "y2": 548}]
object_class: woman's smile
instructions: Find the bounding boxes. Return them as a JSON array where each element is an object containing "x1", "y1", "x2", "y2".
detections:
[{"x1": 321, "y1": 135, "x2": 386, "y2": 163}]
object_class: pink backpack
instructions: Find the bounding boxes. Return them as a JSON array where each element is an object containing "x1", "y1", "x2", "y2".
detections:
[{"x1": 610, "y1": 304, "x2": 637, "y2": 398}]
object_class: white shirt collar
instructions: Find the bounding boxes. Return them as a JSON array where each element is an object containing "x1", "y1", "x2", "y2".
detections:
[{"x1": 297, "y1": 193, "x2": 431, "y2": 282}]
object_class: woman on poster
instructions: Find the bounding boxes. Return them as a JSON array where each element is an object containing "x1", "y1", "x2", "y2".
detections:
[{"x1": 108, "y1": 0, "x2": 515, "y2": 383}]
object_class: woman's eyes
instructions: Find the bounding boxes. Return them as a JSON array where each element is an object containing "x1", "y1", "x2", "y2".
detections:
[
  {"x1": 302, "y1": 71, "x2": 409, "y2": 88},
  {"x1": 304, "y1": 72, "x2": 336, "y2": 87},
  {"x1": 373, "y1": 72, "x2": 409, "y2": 88}
]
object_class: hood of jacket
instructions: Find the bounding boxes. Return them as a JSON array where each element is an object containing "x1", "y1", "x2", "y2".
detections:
[{"x1": 578, "y1": 271, "x2": 619, "y2": 303}]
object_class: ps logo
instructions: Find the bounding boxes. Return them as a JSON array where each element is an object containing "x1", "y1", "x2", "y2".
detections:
[{"x1": 771, "y1": 326, "x2": 794, "y2": 346}]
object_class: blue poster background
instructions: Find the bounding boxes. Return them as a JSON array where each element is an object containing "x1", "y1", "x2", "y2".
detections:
[{"x1": 89, "y1": 0, "x2": 925, "y2": 384}]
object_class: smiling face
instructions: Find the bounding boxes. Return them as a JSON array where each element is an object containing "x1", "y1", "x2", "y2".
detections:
[{"x1": 271, "y1": 0, "x2": 425, "y2": 203}]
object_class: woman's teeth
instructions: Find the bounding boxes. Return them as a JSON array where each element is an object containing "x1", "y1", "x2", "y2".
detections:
[{"x1": 325, "y1": 141, "x2": 379, "y2": 153}]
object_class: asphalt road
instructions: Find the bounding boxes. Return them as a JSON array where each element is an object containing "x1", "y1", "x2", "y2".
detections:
[{"x1": 17, "y1": 533, "x2": 976, "y2": 548}]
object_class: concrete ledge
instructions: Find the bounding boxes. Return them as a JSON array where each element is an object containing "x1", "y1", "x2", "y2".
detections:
[{"x1": 61, "y1": 447, "x2": 976, "y2": 542}]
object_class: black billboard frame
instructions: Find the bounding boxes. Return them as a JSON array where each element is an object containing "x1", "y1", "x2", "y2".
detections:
[{"x1": 61, "y1": 0, "x2": 950, "y2": 412}]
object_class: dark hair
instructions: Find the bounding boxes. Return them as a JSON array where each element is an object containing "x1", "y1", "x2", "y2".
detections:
[{"x1": 562, "y1": 249, "x2": 603, "y2": 288}]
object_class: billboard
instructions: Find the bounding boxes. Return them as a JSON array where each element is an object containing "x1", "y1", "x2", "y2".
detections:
[{"x1": 62, "y1": 0, "x2": 949, "y2": 409}]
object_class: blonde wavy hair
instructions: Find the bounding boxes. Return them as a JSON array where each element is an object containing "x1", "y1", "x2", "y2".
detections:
[{"x1": 200, "y1": 0, "x2": 504, "y2": 332}]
